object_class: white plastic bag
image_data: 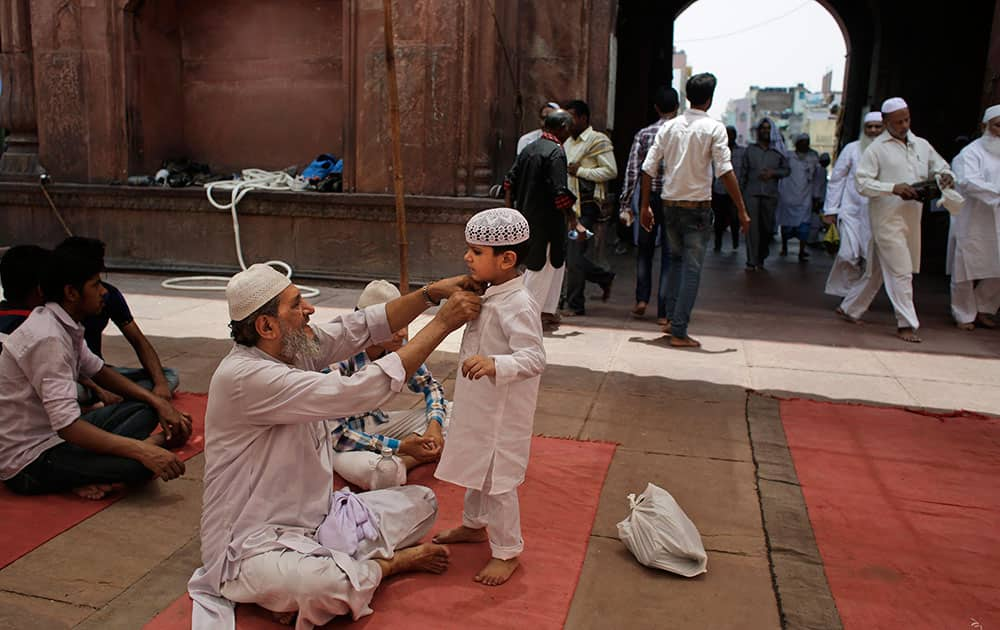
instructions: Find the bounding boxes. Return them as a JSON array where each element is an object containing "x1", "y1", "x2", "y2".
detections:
[{"x1": 616, "y1": 482, "x2": 708, "y2": 577}]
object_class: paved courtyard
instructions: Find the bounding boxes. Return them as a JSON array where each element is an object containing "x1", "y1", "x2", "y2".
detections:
[{"x1": 1, "y1": 240, "x2": 998, "y2": 629}]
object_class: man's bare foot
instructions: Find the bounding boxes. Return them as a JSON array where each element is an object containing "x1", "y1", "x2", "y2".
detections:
[
  {"x1": 661, "y1": 320, "x2": 672, "y2": 335},
  {"x1": 376, "y1": 543, "x2": 450, "y2": 578},
  {"x1": 956, "y1": 321, "x2": 975, "y2": 331},
  {"x1": 433, "y1": 525, "x2": 489, "y2": 545},
  {"x1": 72, "y1": 483, "x2": 119, "y2": 500},
  {"x1": 632, "y1": 301, "x2": 647, "y2": 318},
  {"x1": 976, "y1": 313, "x2": 998, "y2": 329},
  {"x1": 835, "y1": 307, "x2": 864, "y2": 325},
  {"x1": 474, "y1": 557, "x2": 519, "y2": 586},
  {"x1": 669, "y1": 335, "x2": 701, "y2": 348},
  {"x1": 269, "y1": 611, "x2": 296, "y2": 626},
  {"x1": 897, "y1": 327, "x2": 921, "y2": 343}
]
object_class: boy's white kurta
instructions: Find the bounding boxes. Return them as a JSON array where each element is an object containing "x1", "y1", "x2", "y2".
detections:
[
  {"x1": 947, "y1": 137, "x2": 1000, "y2": 283},
  {"x1": 823, "y1": 140, "x2": 873, "y2": 296},
  {"x1": 855, "y1": 130, "x2": 953, "y2": 276},
  {"x1": 188, "y1": 306, "x2": 414, "y2": 630},
  {"x1": 435, "y1": 276, "x2": 545, "y2": 494}
]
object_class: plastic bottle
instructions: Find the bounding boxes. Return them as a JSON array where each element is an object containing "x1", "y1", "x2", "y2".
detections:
[{"x1": 369, "y1": 447, "x2": 400, "y2": 490}]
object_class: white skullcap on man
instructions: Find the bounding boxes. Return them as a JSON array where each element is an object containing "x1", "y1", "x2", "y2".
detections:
[
  {"x1": 226, "y1": 263, "x2": 291, "y2": 321},
  {"x1": 863, "y1": 111, "x2": 883, "y2": 124},
  {"x1": 357, "y1": 279, "x2": 401, "y2": 309},
  {"x1": 983, "y1": 104, "x2": 1000, "y2": 123},
  {"x1": 465, "y1": 207, "x2": 530, "y2": 246},
  {"x1": 881, "y1": 97, "x2": 908, "y2": 114}
]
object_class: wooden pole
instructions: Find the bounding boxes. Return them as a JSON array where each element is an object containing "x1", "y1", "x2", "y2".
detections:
[{"x1": 383, "y1": 0, "x2": 409, "y2": 294}]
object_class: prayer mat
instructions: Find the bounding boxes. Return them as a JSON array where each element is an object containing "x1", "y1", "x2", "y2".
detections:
[
  {"x1": 0, "y1": 392, "x2": 207, "y2": 569},
  {"x1": 780, "y1": 398, "x2": 999, "y2": 629},
  {"x1": 145, "y1": 436, "x2": 617, "y2": 629}
]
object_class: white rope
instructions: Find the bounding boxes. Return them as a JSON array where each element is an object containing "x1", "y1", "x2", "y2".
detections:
[{"x1": 160, "y1": 169, "x2": 320, "y2": 299}]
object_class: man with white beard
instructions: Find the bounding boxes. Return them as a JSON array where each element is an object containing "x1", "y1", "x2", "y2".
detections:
[
  {"x1": 188, "y1": 264, "x2": 483, "y2": 629},
  {"x1": 835, "y1": 97, "x2": 955, "y2": 343},
  {"x1": 823, "y1": 111, "x2": 884, "y2": 296},
  {"x1": 947, "y1": 104, "x2": 1000, "y2": 330}
]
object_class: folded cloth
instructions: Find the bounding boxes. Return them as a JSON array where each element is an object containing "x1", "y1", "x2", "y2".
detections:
[{"x1": 316, "y1": 488, "x2": 379, "y2": 556}]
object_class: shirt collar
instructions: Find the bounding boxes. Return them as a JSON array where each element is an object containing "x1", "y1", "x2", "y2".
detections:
[
  {"x1": 685, "y1": 108, "x2": 709, "y2": 119},
  {"x1": 44, "y1": 302, "x2": 83, "y2": 335},
  {"x1": 572, "y1": 126, "x2": 595, "y2": 143},
  {"x1": 483, "y1": 275, "x2": 525, "y2": 300}
]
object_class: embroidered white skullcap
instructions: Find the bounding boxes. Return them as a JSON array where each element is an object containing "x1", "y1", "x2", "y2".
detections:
[
  {"x1": 357, "y1": 279, "x2": 401, "y2": 309},
  {"x1": 226, "y1": 263, "x2": 291, "y2": 321},
  {"x1": 983, "y1": 104, "x2": 1000, "y2": 123},
  {"x1": 465, "y1": 207, "x2": 530, "y2": 246},
  {"x1": 881, "y1": 97, "x2": 908, "y2": 114},
  {"x1": 863, "y1": 111, "x2": 883, "y2": 124}
]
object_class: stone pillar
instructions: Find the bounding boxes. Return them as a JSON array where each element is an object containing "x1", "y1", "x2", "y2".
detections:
[{"x1": 0, "y1": 0, "x2": 42, "y2": 178}]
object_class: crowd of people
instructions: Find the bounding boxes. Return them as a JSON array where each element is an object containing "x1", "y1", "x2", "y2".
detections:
[{"x1": 0, "y1": 74, "x2": 996, "y2": 628}]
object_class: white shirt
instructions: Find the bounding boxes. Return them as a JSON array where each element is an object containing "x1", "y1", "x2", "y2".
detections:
[
  {"x1": 642, "y1": 108, "x2": 732, "y2": 202},
  {"x1": 516, "y1": 129, "x2": 542, "y2": 155},
  {"x1": 188, "y1": 305, "x2": 407, "y2": 629},
  {"x1": 0, "y1": 303, "x2": 104, "y2": 480},
  {"x1": 856, "y1": 130, "x2": 953, "y2": 273},
  {"x1": 947, "y1": 137, "x2": 1000, "y2": 283},
  {"x1": 435, "y1": 276, "x2": 545, "y2": 495}
]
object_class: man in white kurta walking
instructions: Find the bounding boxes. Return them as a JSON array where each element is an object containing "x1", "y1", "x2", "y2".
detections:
[
  {"x1": 188, "y1": 264, "x2": 482, "y2": 630},
  {"x1": 836, "y1": 97, "x2": 955, "y2": 343},
  {"x1": 947, "y1": 104, "x2": 1000, "y2": 330},
  {"x1": 824, "y1": 111, "x2": 884, "y2": 296},
  {"x1": 434, "y1": 208, "x2": 546, "y2": 587}
]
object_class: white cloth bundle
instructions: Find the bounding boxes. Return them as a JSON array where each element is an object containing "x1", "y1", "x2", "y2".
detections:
[{"x1": 616, "y1": 483, "x2": 708, "y2": 577}]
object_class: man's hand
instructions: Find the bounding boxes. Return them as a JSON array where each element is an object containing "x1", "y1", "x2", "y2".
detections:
[
  {"x1": 424, "y1": 421, "x2": 444, "y2": 450},
  {"x1": 759, "y1": 167, "x2": 774, "y2": 181},
  {"x1": 462, "y1": 354, "x2": 496, "y2": 380},
  {"x1": 738, "y1": 210, "x2": 751, "y2": 234},
  {"x1": 152, "y1": 382, "x2": 173, "y2": 401},
  {"x1": 430, "y1": 275, "x2": 484, "y2": 300},
  {"x1": 156, "y1": 402, "x2": 192, "y2": 448},
  {"x1": 639, "y1": 205, "x2": 655, "y2": 232},
  {"x1": 93, "y1": 386, "x2": 123, "y2": 406},
  {"x1": 398, "y1": 434, "x2": 441, "y2": 463},
  {"x1": 567, "y1": 162, "x2": 579, "y2": 176},
  {"x1": 938, "y1": 173, "x2": 955, "y2": 189},
  {"x1": 822, "y1": 214, "x2": 837, "y2": 225},
  {"x1": 138, "y1": 442, "x2": 185, "y2": 481},
  {"x1": 619, "y1": 206, "x2": 634, "y2": 227},
  {"x1": 433, "y1": 291, "x2": 481, "y2": 332},
  {"x1": 892, "y1": 183, "x2": 919, "y2": 200}
]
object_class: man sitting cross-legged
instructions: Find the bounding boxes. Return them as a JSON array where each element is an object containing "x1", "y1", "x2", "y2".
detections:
[
  {"x1": 0, "y1": 247, "x2": 192, "y2": 500},
  {"x1": 331, "y1": 280, "x2": 449, "y2": 490}
]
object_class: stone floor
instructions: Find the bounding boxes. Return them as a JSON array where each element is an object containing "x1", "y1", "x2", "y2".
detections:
[{"x1": 1, "y1": 237, "x2": 998, "y2": 629}]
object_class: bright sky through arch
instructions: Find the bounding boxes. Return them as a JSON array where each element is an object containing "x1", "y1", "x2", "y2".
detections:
[{"x1": 674, "y1": 0, "x2": 848, "y2": 119}]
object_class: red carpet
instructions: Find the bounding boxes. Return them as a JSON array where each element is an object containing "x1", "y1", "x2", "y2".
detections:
[
  {"x1": 0, "y1": 392, "x2": 207, "y2": 569},
  {"x1": 780, "y1": 399, "x2": 1000, "y2": 629},
  {"x1": 145, "y1": 436, "x2": 617, "y2": 630}
]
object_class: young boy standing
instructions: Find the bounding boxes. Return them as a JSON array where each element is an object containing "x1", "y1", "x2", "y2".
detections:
[{"x1": 434, "y1": 208, "x2": 546, "y2": 586}]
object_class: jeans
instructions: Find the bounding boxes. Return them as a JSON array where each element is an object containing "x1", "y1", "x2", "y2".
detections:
[
  {"x1": 4, "y1": 401, "x2": 159, "y2": 495},
  {"x1": 635, "y1": 197, "x2": 670, "y2": 318},
  {"x1": 564, "y1": 212, "x2": 615, "y2": 314},
  {"x1": 663, "y1": 205, "x2": 713, "y2": 339},
  {"x1": 116, "y1": 366, "x2": 180, "y2": 392}
]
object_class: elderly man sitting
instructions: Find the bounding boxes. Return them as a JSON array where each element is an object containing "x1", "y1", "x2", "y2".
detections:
[
  {"x1": 188, "y1": 264, "x2": 481, "y2": 629},
  {"x1": 331, "y1": 280, "x2": 450, "y2": 490}
]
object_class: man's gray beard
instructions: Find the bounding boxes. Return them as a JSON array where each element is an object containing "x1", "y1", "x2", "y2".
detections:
[
  {"x1": 982, "y1": 133, "x2": 1000, "y2": 157},
  {"x1": 859, "y1": 134, "x2": 874, "y2": 152},
  {"x1": 280, "y1": 325, "x2": 322, "y2": 363}
]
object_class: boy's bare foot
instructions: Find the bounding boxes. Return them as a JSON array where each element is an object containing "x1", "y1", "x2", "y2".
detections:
[
  {"x1": 474, "y1": 557, "x2": 519, "y2": 586},
  {"x1": 669, "y1": 335, "x2": 701, "y2": 348},
  {"x1": 433, "y1": 525, "x2": 488, "y2": 545},
  {"x1": 376, "y1": 543, "x2": 450, "y2": 578},
  {"x1": 897, "y1": 327, "x2": 922, "y2": 343},
  {"x1": 72, "y1": 483, "x2": 120, "y2": 500}
]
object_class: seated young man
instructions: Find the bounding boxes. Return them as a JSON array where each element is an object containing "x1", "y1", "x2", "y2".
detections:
[
  {"x1": 1, "y1": 245, "x2": 50, "y2": 344},
  {"x1": 0, "y1": 247, "x2": 192, "y2": 500},
  {"x1": 54, "y1": 237, "x2": 178, "y2": 403},
  {"x1": 331, "y1": 280, "x2": 449, "y2": 489}
]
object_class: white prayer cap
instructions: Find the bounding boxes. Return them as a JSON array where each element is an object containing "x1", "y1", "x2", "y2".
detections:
[
  {"x1": 357, "y1": 279, "x2": 401, "y2": 309},
  {"x1": 863, "y1": 111, "x2": 883, "y2": 124},
  {"x1": 983, "y1": 104, "x2": 1000, "y2": 123},
  {"x1": 226, "y1": 263, "x2": 291, "y2": 321},
  {"x1": 881, "y1": 97, "x2": 908, "y2": 114},
  {"x1": 465, "y1": 207, "x2": 530, "y2": 246}
]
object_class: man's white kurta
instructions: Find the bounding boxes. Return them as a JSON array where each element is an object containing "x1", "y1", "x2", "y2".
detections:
[
  {"x1": 189, "y1": 306, "x2": 407, "y2": 630},
  {"x1": 824, "y1": 141, "x2": 873, "y2": 296},
  {"x1": 435, "y1": 276, "x2": 545, "y2": 495},
  {"x1": 946, "y1": 137, "x2": 1000, "y2": 283},
  {"x1": 855, "y1": 130, "x2": 954, "y2": 276}
]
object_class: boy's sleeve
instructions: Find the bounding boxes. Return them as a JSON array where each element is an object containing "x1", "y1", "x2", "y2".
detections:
[{"x1": 491, "y1": 306, "x2": 546, "y2": 387}]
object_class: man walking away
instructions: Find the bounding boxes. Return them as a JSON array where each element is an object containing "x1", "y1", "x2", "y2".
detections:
[{"x1": 740, "y1": 118, "x2": 789, "y2": 270}]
